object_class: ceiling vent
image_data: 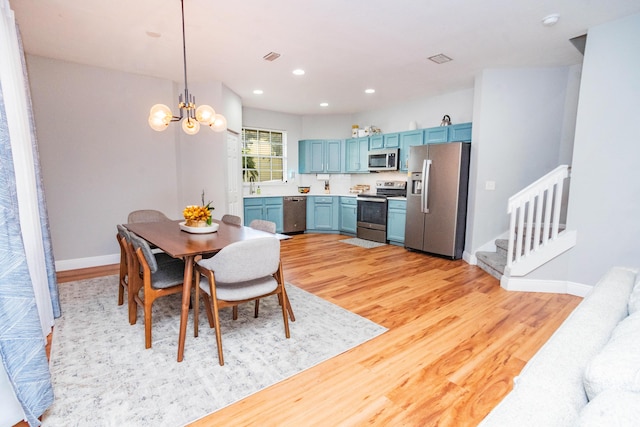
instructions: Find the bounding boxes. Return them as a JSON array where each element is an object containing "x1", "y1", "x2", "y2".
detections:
[
  {"x1": 263, "y1": 52, "x2": 281, "y2": 62},
  {"x1": 428, "y1": 54, "x2": 452, "y2": 64}
]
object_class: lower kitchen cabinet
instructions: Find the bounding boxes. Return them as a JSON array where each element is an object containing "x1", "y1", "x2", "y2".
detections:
[
  {"x1": 387, "y1": 199, "x2": 407, "y2": 245},
  {"x1": 306, "y1": 196, "x2": 340, "y2": 232},
  {"x1": 243, "y1": 197, "x2": 284, "y2": 233},
  {"x1": 339, "y1": 196, "x2": 357, "y2": 234}
]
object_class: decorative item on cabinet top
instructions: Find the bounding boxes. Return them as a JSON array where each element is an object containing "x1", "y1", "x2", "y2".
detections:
[{"x1": 440, "y1": 115, "x2": 452, "y2": 126}]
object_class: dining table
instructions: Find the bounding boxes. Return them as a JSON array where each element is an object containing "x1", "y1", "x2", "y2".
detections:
[{"x1": 124, "y1": 218, "x2": 276, "y2": 362}]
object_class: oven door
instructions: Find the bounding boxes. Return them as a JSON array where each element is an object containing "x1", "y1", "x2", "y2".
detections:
[{"x1": 357, "y1": 196, "x2": 387, "y2": 231}]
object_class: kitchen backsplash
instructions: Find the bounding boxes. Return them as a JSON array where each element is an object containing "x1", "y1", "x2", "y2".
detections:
[{"x1": 244, "y1": 171, "x2": 408, "y2": 196}]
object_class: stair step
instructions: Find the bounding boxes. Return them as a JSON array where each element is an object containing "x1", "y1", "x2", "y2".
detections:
[{"x1": 476, "y1": 250, "x2": 506, "y2": 281}]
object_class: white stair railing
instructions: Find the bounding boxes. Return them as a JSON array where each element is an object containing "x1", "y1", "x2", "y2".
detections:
[{"x1": 506, "y1": 165, "x2": 571, "y2": 273}]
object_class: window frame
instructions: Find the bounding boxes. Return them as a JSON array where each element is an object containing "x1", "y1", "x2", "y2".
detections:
[{"x1": 241, "y1": 127, "x2": 287, "y2": 184}]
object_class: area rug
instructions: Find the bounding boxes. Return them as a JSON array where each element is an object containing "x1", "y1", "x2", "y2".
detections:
[
  {"x1": 42, "y1": 276, "x2": 386, "y2": 426},
  {"x1": 339, "y1": 237, "x2": 387, "y2": 249}
]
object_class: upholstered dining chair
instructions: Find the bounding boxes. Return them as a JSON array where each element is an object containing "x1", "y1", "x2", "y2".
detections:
[
  {"x1": 127, "y1": 209, "x2": 172, "y2": 223},
  {"x1": 246, "y1": 219, "x2": 296, "y2": 322},
  {"x1": 129, "y1": 232, "x2": 185, "y2": 349},
  {"x1": 249, "y1": 219, "x2": 276, "y2": 234},
  {"x1": 116, "y1": 224, "x2": 177, "y2": 323},
  {"x1": 193, "y1": 236, "x2": 291, "y2": 365},
  {"x1": 221, "y1": 214, "x2": 242, "y2": 226}
]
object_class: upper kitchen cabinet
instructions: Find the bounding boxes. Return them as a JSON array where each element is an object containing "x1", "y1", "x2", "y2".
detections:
[
  {"x1": 298, "y1": 139, "x2": 344, "y2": 174},
  {"x1": 369, "y1": 133, "x2": 399, "y2": 150},
  {"x1": 424, "y1": 127, "x2": 449, "y2": 143},
  {"x1": 345, "y1": 137, "x2": 369, "y2": 173},
  {"x1": 448, "y1": 122, "x2": 472, "y2": 142},
  {"x1": 369, "y1": 134, "x2": 383, "y2": 149},
  {"x1": 399, "y1": 129, "x2": 424, "y2": 171}
]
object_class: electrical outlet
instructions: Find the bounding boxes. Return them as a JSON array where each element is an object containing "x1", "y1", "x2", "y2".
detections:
[{"x1": 485, "y1": 180, "x2": 496, "y2": 191}]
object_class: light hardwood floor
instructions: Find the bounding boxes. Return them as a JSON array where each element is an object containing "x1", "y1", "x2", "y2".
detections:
[{"x1": 39, "y1": 233, "x2": 581, "y2": 427}]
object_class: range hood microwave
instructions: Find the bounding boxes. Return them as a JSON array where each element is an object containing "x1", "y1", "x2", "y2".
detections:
[{"x1": 368, "y1": 148, "x2": 399, "y2": 171}]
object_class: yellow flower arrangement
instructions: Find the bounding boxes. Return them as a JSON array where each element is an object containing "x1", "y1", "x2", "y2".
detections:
[{"x1": 183, "y1": 191, "x2": 214, "y2": 227}]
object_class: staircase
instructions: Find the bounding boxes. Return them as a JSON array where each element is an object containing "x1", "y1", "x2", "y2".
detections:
[{"x1": 476, "y1": 165, "x2": 577, "y2": 288}]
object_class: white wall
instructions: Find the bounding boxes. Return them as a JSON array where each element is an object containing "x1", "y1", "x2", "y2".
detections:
[
  {"x1": 563, "y1": 13, "x2": 640, "y2": 284},
  {"x1": 27, "y1": 56, "x2": 180, "y2": 266},
  {"x1": 465, "y1": 67, "x2": 578, "y2": 257}
]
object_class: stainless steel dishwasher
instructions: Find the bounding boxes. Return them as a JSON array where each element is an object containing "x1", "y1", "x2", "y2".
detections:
[{"x1": 283, "y1": 196, "x2": 306, "y2": 234}]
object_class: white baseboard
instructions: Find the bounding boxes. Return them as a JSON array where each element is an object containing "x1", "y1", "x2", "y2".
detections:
[
  {"x1": 55, "y1": 253, "x2": 120, "y2": 272},
  {"x1": 463, "y1": 250, "x2": 477, "y2": 265},
  {"x1": 500, "y1": 276, "x2": 591, "y2": 297}
]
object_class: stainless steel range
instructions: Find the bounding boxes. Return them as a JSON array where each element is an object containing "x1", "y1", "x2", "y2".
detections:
[{"x1": 357, "y1": 180, "x2": 407, "y2": 243}]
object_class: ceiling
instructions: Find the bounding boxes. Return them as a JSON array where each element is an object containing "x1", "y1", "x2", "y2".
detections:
[{"x1": 10, "y1": 0, "x2": 640, "y2": 115}]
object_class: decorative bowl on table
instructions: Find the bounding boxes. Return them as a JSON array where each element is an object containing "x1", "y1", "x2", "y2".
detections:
[
  {"x1": 298, "y1": 186, "x2": 310, "y2": 193},
  {"x1": 181, "y1": 201, "x2": 217, "y2": 233},
  {"x1": 179, "y1": 221, "x2": 219, "y2": 234}
]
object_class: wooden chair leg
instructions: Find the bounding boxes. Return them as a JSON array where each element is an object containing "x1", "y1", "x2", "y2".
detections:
[
  {"x1": 144, "y1": 299, "x2": 153, "y2": 349},
  {"x1": 202, "y1": 293, "x2": 214, "y2": 327},
  {"x1": 232, "y1": 305, "x2": 238, "y2": 320},
  {"x1": 212, "y1": 300, "x2": 224, "y2": 366},
  {"x1": 194, "y1": 277, "x2": 200, "y2": 337},
  {"x1": 254, "y1": 300, "x2": 259, "y2": 318}
]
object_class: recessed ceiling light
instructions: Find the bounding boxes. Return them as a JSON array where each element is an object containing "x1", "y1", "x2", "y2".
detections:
[
  {"x1": 365, "y1": 88, "x2": 375, "y2": 94},
  {"x1": 428, "y1": 54, "x2": 452, "y2": 64},
  {"x1": 320, "y1": 102, "x2": 329, "y2": 107},
  {"x1": 541, "y1": 13, "x2": 560, "y2": 26},
  {"x1": 253, "y1": 89, "x2": 264, "y2": 95},
  {"x1": 292, "y1": 69, "x2": 305, "y2": 76}
]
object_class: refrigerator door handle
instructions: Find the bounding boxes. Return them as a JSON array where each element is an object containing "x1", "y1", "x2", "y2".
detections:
[{"x1": 422, "y1": 159, "x2": 432, "y2": 213}]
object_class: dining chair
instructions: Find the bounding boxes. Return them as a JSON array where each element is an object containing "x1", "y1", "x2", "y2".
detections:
[
  {"x1": 116, "y1": 225, "x2": 131, "y2": 307},
  {"x1": 221, "y1": 214, "x2": 242, "y2": 225},
  {"x1": 129, "y1": 232, "x2": 186, "y2": 349},
  {"x1": 246, "y1": 219, "x2": 296, "y2": 322},
  {"x1": 249, "y1": 219, "x2": 276, "y2": 234},
  {"x1": 193, "y1": 236, "x2": 291, "y2": 365},
  {"x1": 127, "y1": 209, "x2": 172, "y2": 223}
]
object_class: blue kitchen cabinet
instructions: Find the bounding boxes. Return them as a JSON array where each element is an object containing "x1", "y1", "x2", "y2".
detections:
[
  {"x1": 399, "y1": 129, "x2": 424, "y2": 171},
  {"x1": 243, "y1": 197, "x2": 284, "y2": 233},
  {"x1": 345, "y1": 137, "x2": 369, "y2": 173},
  {"x1": 298, "y1": 139, "x2": 344, "y2": 174},
  {"x1": 339, "y1": 196, "x2": 357, "y2": 234},
  {"x1": 369, "y1": 133, "x2": 399, "y2": 150},
  {"x1": 306, "y1": 196, "x2": 340, "y2": 232},
  {"x1": 448, "y1": 122, "x2": 472, "y2": 142},
  {"x1": 369, "y1": 134, "x2": 384, "y2": 149},
  {"x1": 383, "y1": 133, "x2": 400, "y2": 148},
  {"x1": 424, "y1": 126, "x2": 449, "y2": 143},
  {"x1": 387, "y1": 198, "x2": 407, "y2": 245}
]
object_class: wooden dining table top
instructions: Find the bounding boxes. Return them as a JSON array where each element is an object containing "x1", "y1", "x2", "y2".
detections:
[{"x1": 124, "y1": 219, "x2": 273, "y2": 258}]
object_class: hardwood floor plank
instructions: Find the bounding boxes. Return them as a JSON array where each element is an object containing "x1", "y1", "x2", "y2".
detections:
[{"x1": 43, "y1": 233, "x2": 581, "y2": 427}]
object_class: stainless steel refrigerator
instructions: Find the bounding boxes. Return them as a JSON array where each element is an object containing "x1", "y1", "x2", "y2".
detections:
[{"x1": 405, "y1": 142, "x2": 471, "y2": 259}]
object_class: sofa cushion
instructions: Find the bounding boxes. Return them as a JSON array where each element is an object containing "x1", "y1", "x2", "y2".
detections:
[
  {"x1": 576, "y1": 389, "x2": 640, "y2": 427},
  {"x1": 583, "y1": 310, "x2": 640, "y2": 400}
]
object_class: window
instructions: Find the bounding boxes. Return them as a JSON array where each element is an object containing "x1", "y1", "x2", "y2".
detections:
[{"x1": 242, "y1": 128, "x2": 286, "y2": 183}]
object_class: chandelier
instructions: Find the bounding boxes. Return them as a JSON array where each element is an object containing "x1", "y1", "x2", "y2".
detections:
[{"x1": 148, "y1": 0, "x2": 227, "y2": 135}]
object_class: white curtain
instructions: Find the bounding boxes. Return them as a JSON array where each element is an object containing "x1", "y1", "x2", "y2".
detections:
[
  {"x1": 0, "y1": 0, "x2": 54, "y2": 337},
  {"x1": 0, "y1": 0, "x2": 58, "y2": 425}
]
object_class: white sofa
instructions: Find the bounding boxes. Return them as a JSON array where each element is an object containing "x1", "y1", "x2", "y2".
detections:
[{"x1": 479, "y1": 266, "x2": 640, "y2": 427}]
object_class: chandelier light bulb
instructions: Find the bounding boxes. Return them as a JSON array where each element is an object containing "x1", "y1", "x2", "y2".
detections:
[
  {"x1": 195, "y1": 104, "x2": 216, "y2": 125},
  {"x1": 209, "y1": 114, "x2": 228, "y2": 133},
  {"x1": 149, "y1": 103, "x2": 172, "y2": 119},
  {"x1": 148, "y1": 115, "x2": 169, "y2": 132},
  {"x1": 182, "y1": 117, "x2": 200, "y2": 135}
]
